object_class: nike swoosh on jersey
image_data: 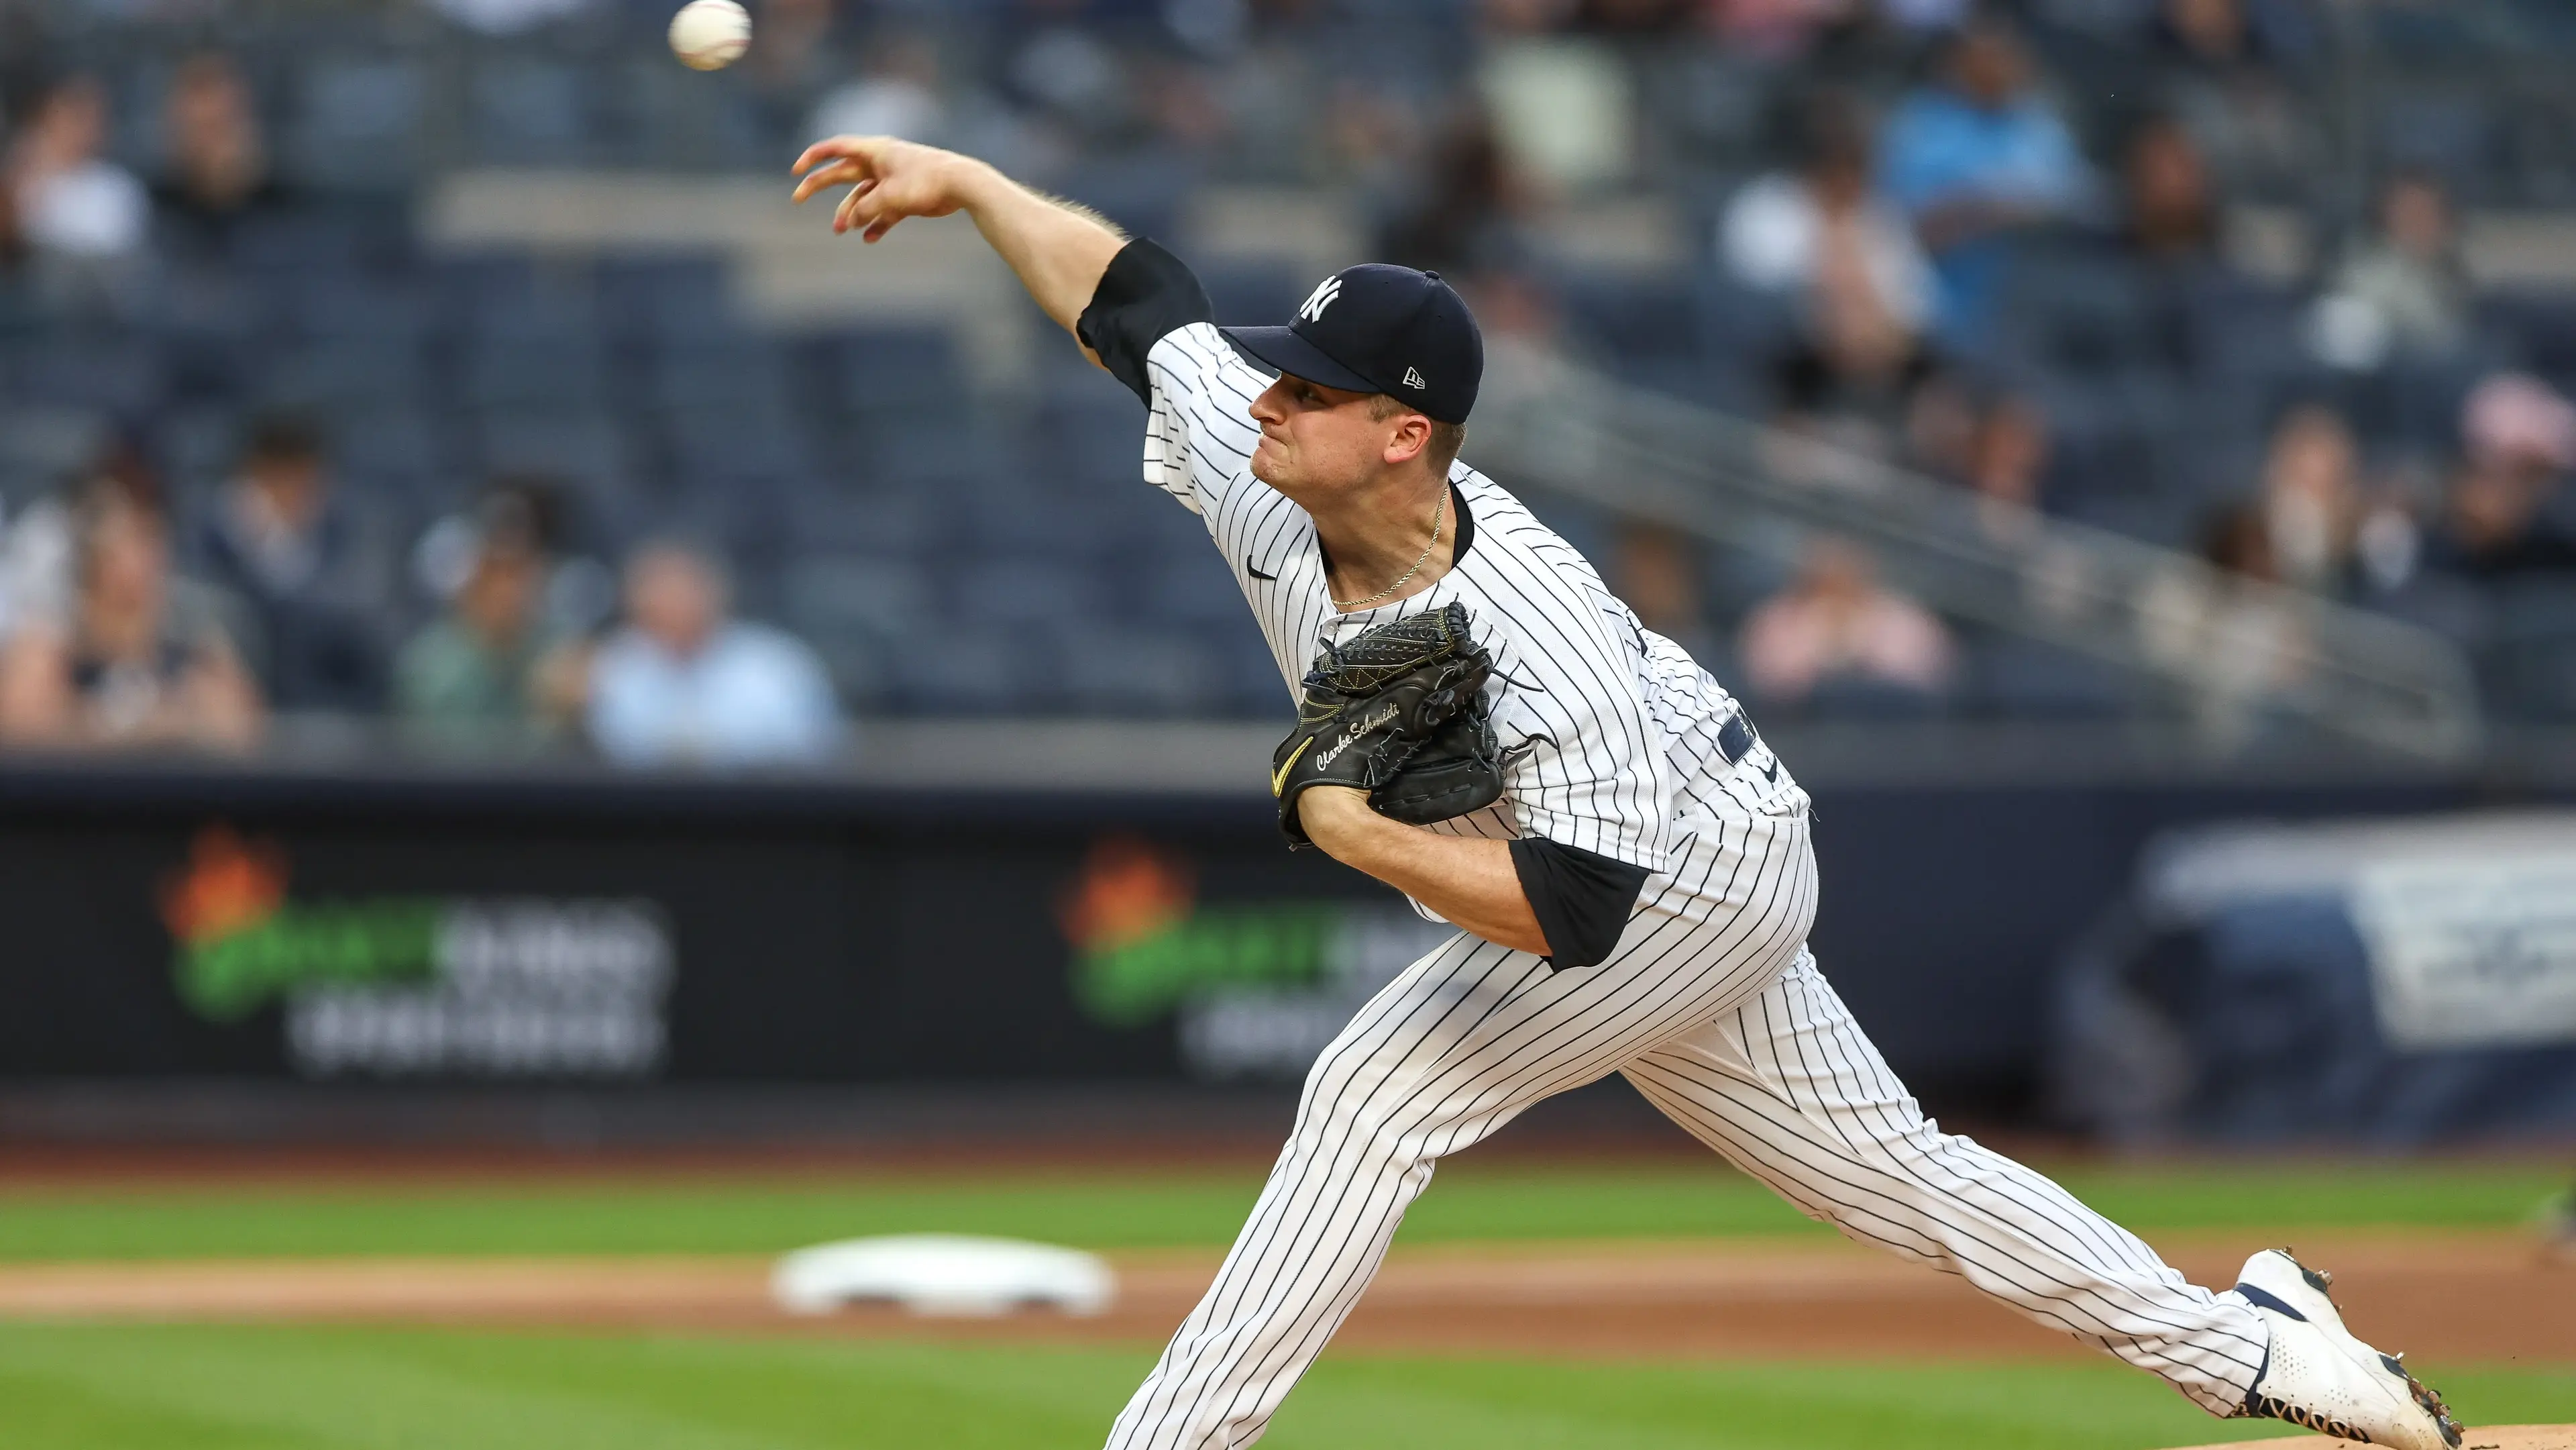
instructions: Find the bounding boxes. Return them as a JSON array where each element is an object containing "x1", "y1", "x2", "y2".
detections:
[
  {"x1": 1246, "y1": 559, "x2": 1279, "y2": 581},
  {"x1": 1271, "y1": 737, "x2": 1311, "y2": 796}
]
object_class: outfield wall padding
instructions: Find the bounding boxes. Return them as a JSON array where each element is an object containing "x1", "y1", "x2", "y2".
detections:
[{"x1": 0, "y1": 762, "x2": 2517, "y2": 1110}]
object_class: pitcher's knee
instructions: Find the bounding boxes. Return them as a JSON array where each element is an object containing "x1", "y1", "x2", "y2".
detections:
[{"x1": 1283, "y1": 1066, "x2": 1409, "y2": 1160}]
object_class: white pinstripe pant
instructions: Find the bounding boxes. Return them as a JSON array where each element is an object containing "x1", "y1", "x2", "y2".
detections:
[{"x1": 1105, "y1": 805, "x2": 2270, "y2": 1449}]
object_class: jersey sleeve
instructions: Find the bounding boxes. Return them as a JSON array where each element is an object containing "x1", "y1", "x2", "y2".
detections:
[
  {"x1": 1487, "y1": 557, "x2": 1677, "y2": 875},
  {"x1": 1135, "y1": 323, "x2": 1273, "y2": 522},
  {"x1": 1508, "y1": 837, "x2": 1649, "y2": 968},
  {"x1": 1074, "y1": 240, "x2": 1271, "y2": 523}
]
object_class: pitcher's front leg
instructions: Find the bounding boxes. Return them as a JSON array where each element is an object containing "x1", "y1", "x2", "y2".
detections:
[{"x1": 1106, "y1": 932, "x2": 1548, "y2": 1450}]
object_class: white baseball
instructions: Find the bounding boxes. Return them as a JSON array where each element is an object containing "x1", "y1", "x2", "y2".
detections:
[{"x1": 668, "y1": 0, "x2": 751, "y2": 71}]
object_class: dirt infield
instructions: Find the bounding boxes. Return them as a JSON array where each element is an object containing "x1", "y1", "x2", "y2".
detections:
[{"x1": 1, "y1": 1230, "x2": 2564, "y2": 1365}]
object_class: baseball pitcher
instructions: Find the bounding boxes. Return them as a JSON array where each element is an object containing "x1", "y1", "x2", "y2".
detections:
[{"x1": 792, "y1": 135, "x2": 2463, "y2": 1450}]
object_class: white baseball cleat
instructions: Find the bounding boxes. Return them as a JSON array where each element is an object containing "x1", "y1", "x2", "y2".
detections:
[{"x1": 2229, "y1": 1249, "x2": 2462, "y2": 1449}]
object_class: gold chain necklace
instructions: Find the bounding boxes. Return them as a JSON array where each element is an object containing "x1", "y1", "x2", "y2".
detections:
[{"x1": 1330, "y1": 487, "x2": 1447, "y2": 611}]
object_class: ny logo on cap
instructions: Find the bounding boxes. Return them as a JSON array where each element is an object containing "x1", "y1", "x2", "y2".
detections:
[{"x1": 1297, "y1": 276, "x2": 1342, "y2": 323}]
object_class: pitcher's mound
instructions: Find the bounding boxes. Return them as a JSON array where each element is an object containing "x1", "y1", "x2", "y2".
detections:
[{"x1": 2177, "y1": 1429, "x2": 2573, "y2": 1449}]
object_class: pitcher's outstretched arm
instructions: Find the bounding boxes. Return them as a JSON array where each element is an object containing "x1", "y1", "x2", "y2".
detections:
[{"x1": 791, "y1": 135, "x2": 1126, "y2": 355}]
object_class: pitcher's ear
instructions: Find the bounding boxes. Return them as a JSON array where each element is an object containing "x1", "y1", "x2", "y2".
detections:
[{"x1": 1383, "y1": 409, "x2": 1433, "y2": 465}]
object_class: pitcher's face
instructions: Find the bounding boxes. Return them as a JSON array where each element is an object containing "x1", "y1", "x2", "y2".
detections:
[{"x1": 1247, "y1": 374, "x2": 1418, "y2": 504}]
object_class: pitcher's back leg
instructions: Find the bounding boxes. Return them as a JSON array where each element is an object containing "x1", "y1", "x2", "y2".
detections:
[{"x1": 1620, "y1": 955, "x2": 2269, "y2": 1416}]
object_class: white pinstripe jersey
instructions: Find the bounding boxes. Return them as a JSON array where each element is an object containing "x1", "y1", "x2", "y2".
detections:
[{"x1": 1141, "y1": 322, "x2": 1805, "y2": 879}]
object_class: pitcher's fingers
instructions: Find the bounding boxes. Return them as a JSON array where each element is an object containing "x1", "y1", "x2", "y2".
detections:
[
  {"x1": 790, "y1": 160, "x2": 868, "y2": 205},
  {"x1": 791, "y1": 135, "x2": 880, "y2": 175},
  {"x1": 793, "y1": 162, "x2": 875, "y2": 207},
  {"x1": 835, "y1": 181, "x2": 896, "y2": 236},
  {"x1": 788, "y1": 159, "x2": 860, "y2": 203},
  {"x1": 833, "y1": 183, "x2": 876, "y2": 234},
  {"x1": 860, "y1": 213, "x2": 906, "y2": 244}
]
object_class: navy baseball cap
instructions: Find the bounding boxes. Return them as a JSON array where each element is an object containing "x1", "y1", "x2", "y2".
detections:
[{"x1": 1224, "y1": 264, "x2": 1483, "y2": 425}]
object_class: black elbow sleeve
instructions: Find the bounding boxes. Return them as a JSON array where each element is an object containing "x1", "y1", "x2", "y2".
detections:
[
  {"x1": 1075, "y1": 238, "x2": 1214, "y2": 405},
  {"x1": 1508, "y1": 837, "x2": 1650, "y2": 970}
]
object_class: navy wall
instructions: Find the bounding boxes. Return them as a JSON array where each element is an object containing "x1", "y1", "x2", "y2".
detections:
[{"x1": 0, "y1": 764, "x2": 2538, "y2": 1116}]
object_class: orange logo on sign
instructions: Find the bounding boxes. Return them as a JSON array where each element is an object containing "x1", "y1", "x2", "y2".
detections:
[
  {"x1": 158, "y1": 825, "x2": 288, "y2": 947},
  {"x1": 1057, "y1": 835, "x2": 1194, "y2": 956}
]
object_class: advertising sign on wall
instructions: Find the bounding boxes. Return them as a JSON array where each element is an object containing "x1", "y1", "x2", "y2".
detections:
[
  {"x1": 162, "y1": 827, "x2": 677, "y2": 1080},
  {"x1": 0, "y1": 791, "x2": 1394, "y2": 1086},
  {"x1": 1057, "y1": 836, "x2": 1449, "y2": 1081},
  {"x1": 2351, "y1": 849, "x2": 2576, "y2": 1052}
]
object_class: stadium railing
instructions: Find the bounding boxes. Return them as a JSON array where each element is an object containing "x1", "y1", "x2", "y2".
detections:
[{"x1": 1474, "y1": 340, "x2": 2486, "y2": 763}]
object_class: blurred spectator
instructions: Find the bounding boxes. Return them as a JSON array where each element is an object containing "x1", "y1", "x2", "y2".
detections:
[
  {"x1": 150, "y1": 53, "x2": 286, "y2": 257},
  {"x1": 5, "y1": 74, "x2": 148, "y2": 300},
  {"x1": 2116, "y1": 117, "x2": 2216, "y2": 267},
  {"x1": 1900, "y1": 376, "x2": 2049, "y2": 536},
  {"x1": 2156, "y1": 0, "x2": 2286, "y2": 74},
  {"x1": 2308, "y1": 172, "x2": 2472, "y2": 372},
  {"x1": 0, "y1": 439, "x2": 160, "y2": 639},
  {"x1": 584, "y1": 540, "x2": 841, "y2": 768},
  {"x1": 0, "y1": 486, "x2": 261, "y2": 753},
  {"x1": 808, "y1": 31, "x2": 945, "y2": 147},
  {"x1": 187, "y1": 417, "x2": 393, "y2": 713},
  {"x1": 1739, "y1": 537, "x2": 1954, "y2": 707},
  {"x1": 1707, "y1": 0, "x2": 1856, "y2": 63},
  {"x1": 2065, "y1": 117, "x2": 2237, "y2": 378},
  {"x1": 1901, "y1": 369, "x2": 1980, "y2": 480},
  {"x1": 1474, "y1": 34, "x2": 1633, "y2": 195},
  {"x1": 2257, "y1": 404, "x2": 2364, "y2": 593},
  {"x1": 2249, "y1": 403, "x2": 2430, "y2": 599},
  {"x1": 1727, "y1": 93, "x2": 1937, "y2": 434},
  {"x1": 1382, "y1": 104, "x2": 1528, "y2": 276},
  {"x1": 1878, "y1": 16, "x2": 2090, "y2": 348},
  {"x1": 2150, "y1": 0, "x2": 2320, "y2": 202},
  {"x1": 2141, "y1": 501, "x2": 2308, "y2": 744},
  {"x1": 394, "y1": 494, "x2": 581, "y2": 747},
  {"x1": 1958, "y1": 391, "x2": 2051, "y2": 543},
  {"x1": 0, "y1": 491, "x2": 69, "y2": 643},
  {"x1": 2422, "y1": 374, "x2": 2576, "y2": 581},
  {"x1": 0, "y1": 187, "x2": 21, "y2": 277}
]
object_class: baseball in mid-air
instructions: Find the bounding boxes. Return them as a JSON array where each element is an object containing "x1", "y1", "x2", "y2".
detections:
[{"x1": 668, "y1": 0, "x2": 751, "y2": 70}]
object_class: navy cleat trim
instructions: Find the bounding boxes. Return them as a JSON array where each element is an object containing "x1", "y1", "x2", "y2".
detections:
[{"x1": 2234, "y1": 1282, "x2": 2310, "y2": 1323}]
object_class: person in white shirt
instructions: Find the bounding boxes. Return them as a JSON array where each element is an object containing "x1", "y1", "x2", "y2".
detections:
[
  {"x1": 8, "y1": 75, "x2": 147, "y2": 272},
  {"x1": 1723, "y1": 93, "x2": 1937, "y2": 381},
  {"x1": 1727, "y1": 92, "x2": 1938, "y2": 449},
  {"x1": 583, "y1": 540, "x2": 842, "y2": 768}
]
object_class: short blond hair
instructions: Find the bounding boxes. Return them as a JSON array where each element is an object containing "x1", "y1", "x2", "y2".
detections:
[{"x1": 1368, "y1": 394, "x2": 1467, "y2": 476}]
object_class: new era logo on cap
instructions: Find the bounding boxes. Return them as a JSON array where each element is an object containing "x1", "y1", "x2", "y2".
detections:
[{"x1": 1224, "y1": 264, "x2": 1484, "y2": 424}]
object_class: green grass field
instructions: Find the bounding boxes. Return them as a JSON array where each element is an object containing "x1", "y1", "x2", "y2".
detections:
[
  {"x1": 1, "y1": 1325, "x2": 2566, "y2": 1450},
  {"x1": 2, "y1": 1157, "x2": 2568, "y2": 1448},
  {"x1": 0, "y1": 1157, "x2": 2565, "y2": 1260}
]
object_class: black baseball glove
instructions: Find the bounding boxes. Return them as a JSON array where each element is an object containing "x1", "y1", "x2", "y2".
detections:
[{"x1": 1270, "y1": 601, "x2": 1505, "y2": 849}]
